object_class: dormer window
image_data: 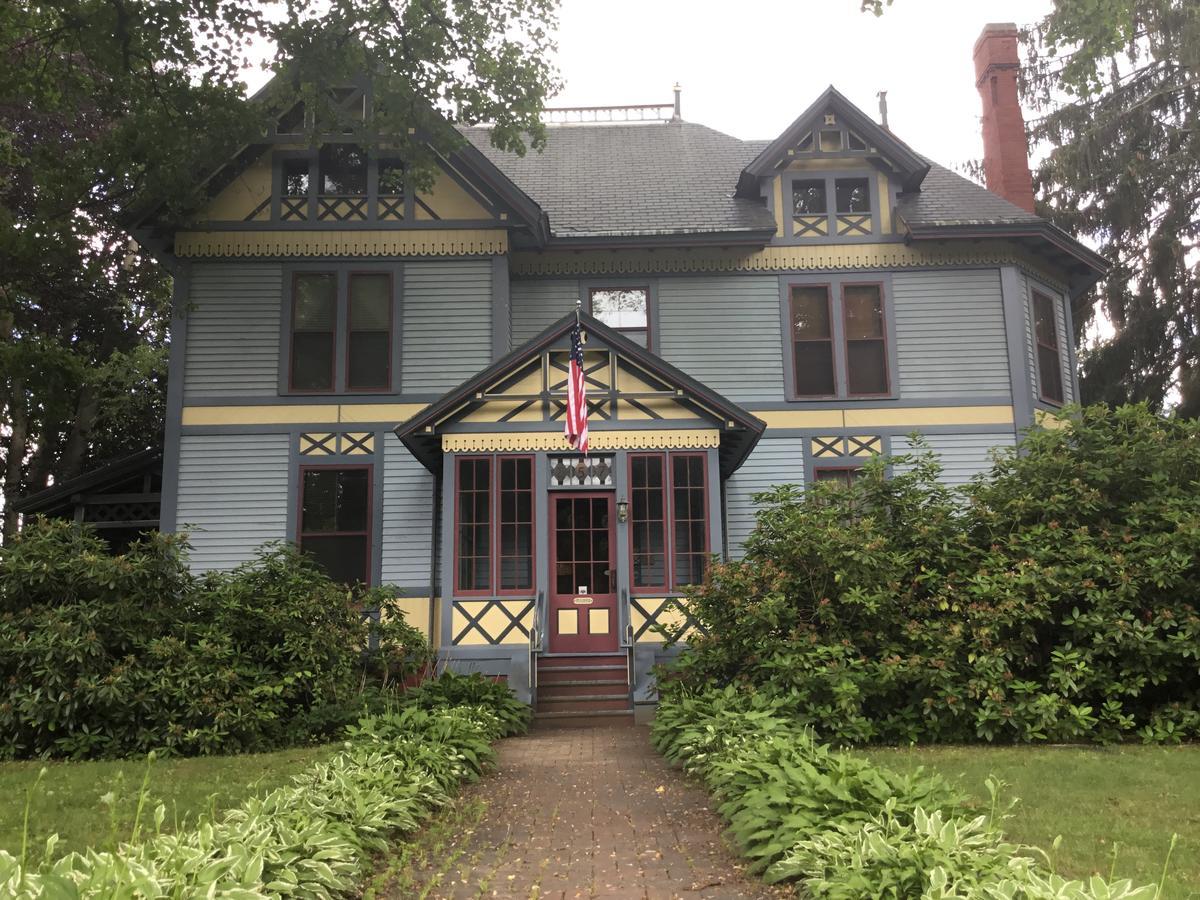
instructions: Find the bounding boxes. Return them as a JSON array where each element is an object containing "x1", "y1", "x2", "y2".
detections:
[
  {"x1": 789, "y1": 174, "x2": 876, "y2": 240},
  {"x1": 276, "y1": 146, "x2": 405, "y2": 223}
]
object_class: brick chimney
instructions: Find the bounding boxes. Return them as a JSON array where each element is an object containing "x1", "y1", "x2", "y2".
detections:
[{"x1": 973, "y1": 23, "x2": 1036, "y2": 214}]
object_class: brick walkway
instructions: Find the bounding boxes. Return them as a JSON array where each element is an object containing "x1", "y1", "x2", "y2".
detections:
[{"x1": 399, "y1": 725, "x2": 787, "y2": 899}]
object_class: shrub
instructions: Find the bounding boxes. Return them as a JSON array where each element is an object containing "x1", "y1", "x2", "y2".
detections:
[
  {"x1": 0, "y1": 520, "x2": 431, "y2": 759},
  {"x1": 0, "y1": 702, "x2": 512, "y2": 897},
  {"x1": 672, "y1": 404, "x2": 1200, "y2": 744},
  {"x1": 398, "y1": 670, "x2": 531, "y2": 737},
  {"x1": 652, "y1": 686, "x2": 1162, "y2": 899}
]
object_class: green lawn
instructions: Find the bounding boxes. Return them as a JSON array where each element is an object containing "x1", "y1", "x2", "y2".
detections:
[
  {"x1": 867, "y1": 744, "x2": 1200, "y2": 899},
  {"x1": 0, "y1": 745, "x2": 333, "y2": 861}
]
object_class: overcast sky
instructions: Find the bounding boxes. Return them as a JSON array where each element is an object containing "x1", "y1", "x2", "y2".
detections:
[{"x1": 543, "y1": 0, "x2": 1054, "y2": 174}]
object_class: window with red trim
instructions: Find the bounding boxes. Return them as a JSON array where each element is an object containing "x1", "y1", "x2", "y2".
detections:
[
  {"x1": 456, "y1": 457, "x2": 491, "y2": 593},
  {"x1": 630, "y1": 454, "x2": 668, "y2": 590},
  {"x1": 843, "y1": 284, "x2": 888, "y2": 395},
  {"x1": 789, "y1": 284, "x2": 835, "y2": 397},
  {"x1": 291, "y1": 273, "x2": 336, "y2": 391},
  {"x1": 671, "y1": 454, "x2": 708, "y2": 588},
  {"x1": 299, "y1": 466, "x2": 370, "y2": 585},
  {"x1": 1032, "y1": 290, "x2": 1064, "y2": 404},
  {"x1": 347, "y1": 273, "x2": 391, "y2": 391},
  {"x1": 498, "y1": 457, "x2": 534, "y2": 592},
  {"x1": 454, "y1": 455, "x2": 535, "y2": 596}
]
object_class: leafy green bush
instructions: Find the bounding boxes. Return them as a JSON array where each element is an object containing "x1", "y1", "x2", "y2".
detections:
[
  {"x1": 673, "y1": 404, "x2": 1200, "y2": 744},
  {"x1": 398, "y1": 670, "x2": 531, "y2": 737},
  {"x1": 653, "y1": 686, "x2": 1163, "y2": 899},
  {"x1": 0, "y1": 703, "x2": 508, "y2": 897},
  {"x1": 0, "y1": 520, "x2": 431, "y2": 759}
]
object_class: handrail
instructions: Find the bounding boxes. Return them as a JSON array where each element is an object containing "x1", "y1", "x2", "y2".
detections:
[
  {"x1": 528, "y1": 591, "x2": 544, "y2": 700},
  {"x1": 625, "y1": 623, "x2": 635, "y2": 690}
]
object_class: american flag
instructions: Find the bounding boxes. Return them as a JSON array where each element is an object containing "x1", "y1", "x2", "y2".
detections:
[{"x1": 564, "y1": 323, "x2": 588, "y2": 454}]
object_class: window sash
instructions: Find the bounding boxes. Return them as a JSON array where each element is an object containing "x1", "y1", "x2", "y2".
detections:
[
  {"x1": 298, "y1": 466, "x2": 371, "y2": 586},
  {"x1": 290, "y1": 273, "x2": 336, "y2": 392},
  {"x1": 813, "y1": 466, "x2": 864, "y2": 488},
  {"x1": 790, "y1": 285, "x2": 837, "y2": 398},
  {"x1": 589, "y1": 287, "x2": 650, "y2": 346},
  {"x1": 670, "y1": 453, "x2": 708, "y2": 590},
  {"x1": 1032, "y1": 291, "x2": 1065, "y2": 405},
  {"x1": 346, "y1": 273, "x2": 392, "y2": 392},
  {"x1": 629, "y1": 453, "x2": 668, "y2": 591},
  {"x1": 842, "y1": 283, "x2": 889, "y2": 397},
  {"x1": 454, "y1": 455, "x2": 535, "y2": 597},
  {"x1": 497, "y1": 456, "x2": 534, "y2": 594}
]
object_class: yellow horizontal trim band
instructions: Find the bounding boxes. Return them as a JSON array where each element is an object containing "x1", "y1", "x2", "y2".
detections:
[
  {"x1": 442, "y1": 429, "x2": 720, "y2": 453},
  {"x1": 181, "y1": 403, "x2": 427, "y2": 426},
  {"x1": 175, "y1": 228, "x2": 508, "y2": 259},
  {"x1": 760, "y1": 406, "x2": 1014, "y2": 430}
]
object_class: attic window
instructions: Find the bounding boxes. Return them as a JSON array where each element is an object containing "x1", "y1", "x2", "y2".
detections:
[
  {"x1": 819, "y1": 130, "x2": 842, "y2": 152},
  {"x1": 283, "y1": 159, "x2": 309, "y2": 197},
  {"x1": 320, "y1": 144, "x2": 367, "y2": 195},
  {"x1": 796, "y1": 131, "x2": 813, "y2": 152},
  {"x1": 847, "y1": 131, "x2": 868, "y2": 151}
]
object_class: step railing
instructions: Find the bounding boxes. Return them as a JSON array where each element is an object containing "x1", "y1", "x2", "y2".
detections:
[{"x1": 528, "y1": 591, "x2": 545, "y2": 701}]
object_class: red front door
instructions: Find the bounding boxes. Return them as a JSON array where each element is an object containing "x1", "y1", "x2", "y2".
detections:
[{"x1": 549, "y1": 493, "x2": 618, "y2": 652}]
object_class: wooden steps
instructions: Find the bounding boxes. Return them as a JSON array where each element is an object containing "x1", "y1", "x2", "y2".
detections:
[{"x1": 533, "y1": 653, "x2": 633, "y2": 726}]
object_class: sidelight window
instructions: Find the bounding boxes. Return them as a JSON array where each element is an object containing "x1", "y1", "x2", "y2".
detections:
[{"x1": 454, "y1": 455, "x2": 534, "y2": 596}]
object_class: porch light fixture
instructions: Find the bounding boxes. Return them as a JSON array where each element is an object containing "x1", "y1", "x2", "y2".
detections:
[{"x1": 617, "y1": 497, "x2": 629, "y2": 524}]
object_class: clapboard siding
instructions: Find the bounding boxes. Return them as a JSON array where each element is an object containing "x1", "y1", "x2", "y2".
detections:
[
  {"x1": 511, "y1": 279, "x2": 578, "y2": 345},
  {"x1": 658, "y1": 275, "x2": 785, "y2": 401},
  {"x1": 402, "y1": 260, "x2": 492, "y2": 392},
  {"x1": 724, "y1": 436, "x2": 805, "y2": 558},
  {"x1": 892, "y1": 269, "x2": 1010, "y2": 400},
  {"x1": 380, "y1": 437, "x2": 434, "y2": 589},
  {"x1": 184, "y1": 263, "x2": 282, "y2": 399},
  {"x1": 175, "y1": 433, "x2": 289, "y2": 571},
  {"x1": 894, "y1": 432, "x2": 1016, "y2": 486}
]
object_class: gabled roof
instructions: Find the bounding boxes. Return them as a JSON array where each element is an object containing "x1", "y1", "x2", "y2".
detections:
[
  {"x1": 736, "y1": 85, "x2": 931, "y2": 196},
  {"x1": 462, "y1": 122, "x2": 777, "y2": 245},
  {"x1": 10, "y1": 449, "x2": 162, "y2": 516},
  {"x1": 395, "y1": 312, "x2": 766, "y2": 478}
]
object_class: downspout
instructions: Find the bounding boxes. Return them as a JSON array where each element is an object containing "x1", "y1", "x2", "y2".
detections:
[{"x1": 427, "y1": 467, "x2": 442, "y2": 674}]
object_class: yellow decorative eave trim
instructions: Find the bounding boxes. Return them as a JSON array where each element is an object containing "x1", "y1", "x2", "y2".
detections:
[
  {"x1": 442, "y1": 429, "x2": 721, "y2": 453},
  {"x1": 175, "y1": 229, "x2": 508, "y2": 259}
]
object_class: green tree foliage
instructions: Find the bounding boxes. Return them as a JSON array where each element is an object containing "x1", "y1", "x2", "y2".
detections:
[
  {"x1": 0, "y1": 0, "x2": 561, "y2": 538},
  {"x1": 1022, "y1": 1, "x2": 1200, "y2": 416},
  {"x1": 672, "y1": 405, "x2": 1200, "y2": 744},
  {"x1": 0, "y1": 519, "x2": 430, "y2": 759}
]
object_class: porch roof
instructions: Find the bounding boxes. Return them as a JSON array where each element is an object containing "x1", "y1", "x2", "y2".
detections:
[{"x1": 394, "y1": 312, "x2": 765, "y2": 479}]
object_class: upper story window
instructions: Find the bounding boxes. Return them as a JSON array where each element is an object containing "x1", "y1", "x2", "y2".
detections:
[
  {"x1": 319, "y1": 144, "x2": 367, "y2": 195},
  {"x1": 789, "y1": 174, "x2": 876, "y2": 240},
  {"x1": 288, "y1": 270, "x2": 394, "y2": 394},
  {"x1": 787, "y1": 279, "x2": 891, "y2": 399},
  {"x1": 590, "y1": 287, "x2": 650, "y2": 348},
  {"x1": 1032, "y1": 289, "x2": 1064, "y2": 405}
]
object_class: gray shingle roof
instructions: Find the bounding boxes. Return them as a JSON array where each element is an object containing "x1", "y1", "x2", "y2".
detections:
[
  {"x1": 462, "y1": 121, "x2": 1049, "y2": 240},
  {"x1": 896, "y1": 161, "x2": 1042, "y2": 228},
  {"x1": 462, "y1": 123, "x2": 776, "y2": 239}
]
